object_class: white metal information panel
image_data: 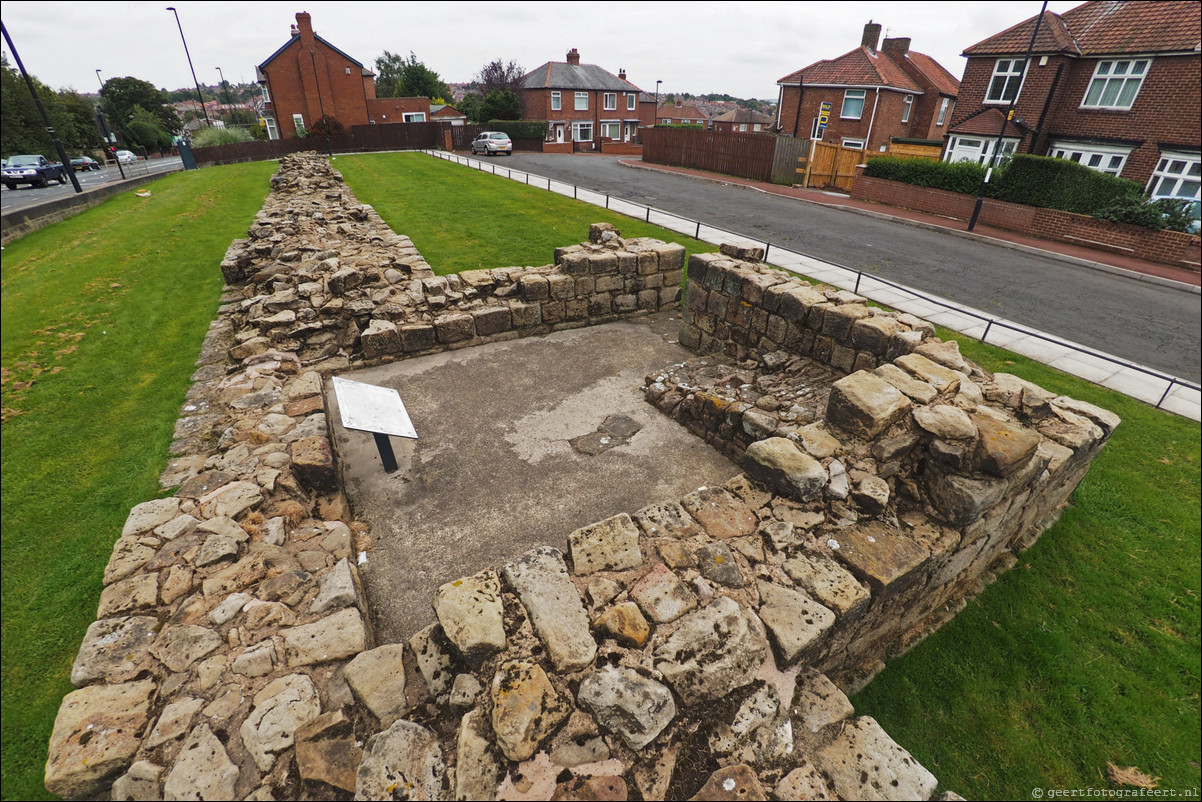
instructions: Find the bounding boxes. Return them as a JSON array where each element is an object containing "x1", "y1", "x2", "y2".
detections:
[{"x1": 332, "y1": 377, "x2": 418, "y2": 440}]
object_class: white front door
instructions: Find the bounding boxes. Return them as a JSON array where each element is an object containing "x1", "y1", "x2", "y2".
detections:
[{"x1": 556, "y1": 125, "x2": 564, "y2": 144}]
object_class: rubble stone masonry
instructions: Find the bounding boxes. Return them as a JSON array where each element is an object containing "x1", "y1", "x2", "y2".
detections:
[{"x1": 44, "y1": 153, "x2": 1117, "y2": 800}]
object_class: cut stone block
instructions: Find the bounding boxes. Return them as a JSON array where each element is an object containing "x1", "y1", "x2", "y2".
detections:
[
  {"x1": 756, "y1": 581, "x2": 835, "y2": 664},
  {"x1": 568, "y1": 513, "x2": 643, "y2": 574},
  {"x1": 826, "y1": 371, "x2": 912, "y2": 439},
  {"x1": 434, "y1": 569, "x2": 506, "y2": 662},
  {"x1": 502, "y1": 547, "x2": 597, "y2": 672},
  {"x1": 817, "y1": 716, "x2": 938, "y2": 801},
  {"x1": 744, "y1": 438, "x2": 828, "y2": 502}
]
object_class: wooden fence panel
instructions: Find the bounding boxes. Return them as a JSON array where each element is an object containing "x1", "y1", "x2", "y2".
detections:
[
  {"x1": 643, "y1": 128, "x2": 776, "y2": 182},
  {"x1": 771, "y1": 137, "x2": 810, "y2": 185},
  {"x1": 807, "y1": 141, "x2": 863, "y2": 191}
]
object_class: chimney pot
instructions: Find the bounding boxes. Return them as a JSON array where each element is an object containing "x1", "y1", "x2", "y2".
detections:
[
  {"x1": 861, "y1": 21, "x2": 882, "y2": 52},
  {"x1": 567, "y1": 48, "x2": 580, "y2": 66}
]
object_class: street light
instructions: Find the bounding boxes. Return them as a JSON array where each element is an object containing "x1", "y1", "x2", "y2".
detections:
[
  {"x1": 215, "y1": 66, "x2": 233, "y2": 111},
  {"x1": 655, "y1": 80, "x2": 662, "y2": 125},
  {"x1": 166, "y1": 6, "x2": 211, "y2": 128},
  {"x1": 94, "y1": 69, "x2": 126, "y2": 178}
]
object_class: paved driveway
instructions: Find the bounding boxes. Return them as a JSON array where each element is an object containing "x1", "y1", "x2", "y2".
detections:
[{"x1": 499, "y1": 154, "x2": 1200, "y2": 383}]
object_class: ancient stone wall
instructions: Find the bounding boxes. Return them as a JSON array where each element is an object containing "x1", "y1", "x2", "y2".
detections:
[{"x1": 44, "y1": 152, "x2": 1116, "y2": 801}]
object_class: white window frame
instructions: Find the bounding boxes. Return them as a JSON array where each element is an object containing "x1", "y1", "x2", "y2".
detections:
[
  {"x1": 901, "y1": 94, "x2": 913, "y2": 123},
  {"x1": 551, "y1": 91, "x2": 561, "y2": 111},
  {"x1": 1048, "y1": 140, "x2": 1132, "y2": 176},
  {"x1": 944, "y1": 135, "x2": 1018, "y2": 165},
  {"x1": 841, "y1": 138, "x2": 865, "y2": 150},
  {"x1": 627, "y1": 93, "x2": 636, "y2": 111},
  {"x1": 575, "y1": 91, "x2": 588, "y2": 110},
  {"x1": 739, "y1": 123, "x2": 748, "y2": 132},
  {"x1": 1147, "y1": 151, "x2": 1201, "y2": 224},
  {"x1": 1081, "y1": 59, "x2": 1149, "y2": 110},
  {"x1": 292, "y1": 113, "x2": 304, "y2": 131},
  {"x1": 264, "y1": 116, "x2": 279, "y2": 140},
  {"x1": 603, "y1": 92, "x2": 617, "y2": 110},
  {"x1": 936, "y1": 97, "x2": 951, "y2": 126},
  {"x1": 985, "y1": 58, "x2": 1027, "y2": 104},
  {"x1": 841, "y1": 89, "x2": 866, "y2": 119},
  {"x1": 571, "y1": 121, "x2": 593, "y2": 141},
  {"x1": 600, "y1": 120, "x2": 621, "y2": 139},
  {"x1": 402, "y1": 112, "x2": 426, "y2": 123}
]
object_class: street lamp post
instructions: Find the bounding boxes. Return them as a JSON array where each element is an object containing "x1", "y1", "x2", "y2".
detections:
[
  {"x1": 166, "y1": 6, "x2": 211, "y2": 128},
  {"x1": 655, "y1": 80, "x2": 662, "y2": 125},
  {"x1": 95, "y1": 69, "x2": 126, "y2": 179},
  {"x1": 216, "y1": 66, "x2": 233, "y2": 113}
]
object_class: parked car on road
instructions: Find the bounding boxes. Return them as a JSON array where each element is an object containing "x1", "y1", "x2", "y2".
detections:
[
  {"x1": 2, "y1": 154, "x2": 69, "y2": 189},
  {"x1": 470, "y1": 132, "x2": 513, "y2": 156},
  {"x1": 115, "y1": 150, "x2": 138, "y2": 164},
  {"x1": 70, "y1": 156, "x2": 102, "y2": 172}
]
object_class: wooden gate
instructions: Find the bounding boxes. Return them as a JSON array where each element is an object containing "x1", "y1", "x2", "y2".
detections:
[{"x1": 805, "y1": 141, "x2": 863, "y2": 191}]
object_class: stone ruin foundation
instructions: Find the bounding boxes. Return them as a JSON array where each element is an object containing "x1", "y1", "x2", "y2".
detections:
[{"x1": 44, "y1": 152, "x2": 1121, "y2": 800}]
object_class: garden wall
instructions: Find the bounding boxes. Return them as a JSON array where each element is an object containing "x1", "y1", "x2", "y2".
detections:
[
  {"x1": 43, "y1": 152, "x2": 1117, "y2": 801},
  {"x1": 851, "y1": 173, "x2": 1201, "y2": 271}
]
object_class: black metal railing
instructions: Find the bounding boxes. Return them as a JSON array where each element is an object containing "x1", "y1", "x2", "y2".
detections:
[{"x1": 422, "y1": 148, "x2": 1200, "y2": 414}]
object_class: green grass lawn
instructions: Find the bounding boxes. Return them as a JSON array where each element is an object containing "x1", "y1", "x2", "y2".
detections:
[
  {"x1": 1, "y1": 162, "x2": 275, "y2": 801},
  {"x1": 1, "y1": 151, "x2": 1196, "y2": 802},
  {"x1": 331, "y1": 152, "x2": 717, "y2": 272}
]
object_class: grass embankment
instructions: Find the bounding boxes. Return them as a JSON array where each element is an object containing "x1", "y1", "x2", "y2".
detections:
[
  {"x1": 1, "y1": 162, "x2": 275, "y2": 801},
  {"x1": 332, "y1": 152, "x2": 718, "y2": 272}
]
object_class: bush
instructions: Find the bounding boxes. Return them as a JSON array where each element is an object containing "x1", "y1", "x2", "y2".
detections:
[
  {"x1": 864, "y1": 156, "x2": 987, "y2": 195},
  {"x1": 989, "y1": 154, "x2": 1143, "y2": 215},
  {"x1": 489, "y1": 120, "x2": 548, "y2": 140},
  {"x1": 1096, "y1": 196, "x2": 1200, "y2": 233},
  {"x1": 191, "y1": 126, "x2": 253, "y2": 147},
  {"x1": 308, "y1": 115, "x2": 346, "y2": 137}
]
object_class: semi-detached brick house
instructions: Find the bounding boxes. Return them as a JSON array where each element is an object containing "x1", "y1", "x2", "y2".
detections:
[
  {"x1": 256, "y1": 12, "x2": 429, "y2": 140},
  {"x1": 946, "y1": 0, "x2": 1200, "y2": 219},
  {"x1": 657, "y1": 100, "x2": 710, "y2": 127},
  {"x1": 775, "y1": 22, "x2": 960, "y2": 153},
  {"x1": 520, "y1": 49, "x2": 656, "y2": 148}
]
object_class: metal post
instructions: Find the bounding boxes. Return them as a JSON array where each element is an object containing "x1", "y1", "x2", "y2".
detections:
[
  {"x1": 1, "y1": 23, "x2": 82, "y2": 193},
  {"x1": 216, "y1": 66, "x2": 234, "y2": 112},
  {"x1": 968, "y1": 1, "x2": 1046, "y2": 232},
  {"x1": 372, "y1": 432, "x2": 399, "y2": 473},
  {"x1": 166, "y1": 7, "x2": 211, "y2": 127}
]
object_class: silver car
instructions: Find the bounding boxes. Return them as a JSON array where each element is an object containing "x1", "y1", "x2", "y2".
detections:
[{"x1": 470, "y1": 131, "x2": 513, "y2": 156}]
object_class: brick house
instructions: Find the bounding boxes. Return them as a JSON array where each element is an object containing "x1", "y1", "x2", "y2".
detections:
[
  {"x1": 946, "y1": 1, "x2": 1200, "y2": 218},
  {"x1": 657, "y1": 100, "x2": 710, "y2": 127},
  {"x1": 256, "y1": 12, "x2": 429, "y2": 139},
  {"x1": 711, "y1": 108, "x2": 775, "y2": 134},
  {"x1": 775, "y1": 22, "x2": 960, "y2": 152},
  {"x1": 520, "y1": 48, "x2": 656, "y2": 148}
]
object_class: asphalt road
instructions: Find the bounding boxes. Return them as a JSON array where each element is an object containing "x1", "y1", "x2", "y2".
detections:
[
  {"x1": 1, "y1": 157, "x2": 184, "y2": 215},
  {"x1": 500, "y1": 153, "x2": 1200, "y2": 383}
]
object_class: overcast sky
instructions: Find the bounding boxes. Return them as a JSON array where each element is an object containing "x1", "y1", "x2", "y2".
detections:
[{"x1": 3, "y1": 1, "x2": 1081, "y2": 100}]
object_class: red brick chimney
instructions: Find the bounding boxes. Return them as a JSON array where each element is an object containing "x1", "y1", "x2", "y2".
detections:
[
  {"x1": 618, "y1": 68, "x2": 626, "y2": 81},
  {"x1": 567, "y1": 48, "x2": 580, "y2": 66},
  {"x1": 295, "y1": 12, "x2": 314, "y2": 46},
  {"x1": 861, "y1": 21, "x2": 882, "y2": 53},
  {"x1": 883, "y1": 37, "x2": 911, "y2": 58}
]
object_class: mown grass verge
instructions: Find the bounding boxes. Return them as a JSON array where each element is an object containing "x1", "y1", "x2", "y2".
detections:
[
  {"x1": 331, "y1": 152, "x2": 718, "y2": 272},
  {"x1": 1, "y1": 162, "x2": 275, "y2": 800}
]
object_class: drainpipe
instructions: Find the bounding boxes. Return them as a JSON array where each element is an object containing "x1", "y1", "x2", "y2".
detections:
[
  {"x1": 1030, "y1": 62, "x2": 1065, "y2": 154},
  {"x1": 863, "y1": 87, "x2": 881, "y2": 151}
]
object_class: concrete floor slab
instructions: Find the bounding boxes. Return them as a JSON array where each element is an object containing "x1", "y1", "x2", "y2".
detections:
[{"x1": 327, "y1": 310, "x2": 741, "y2": 644}]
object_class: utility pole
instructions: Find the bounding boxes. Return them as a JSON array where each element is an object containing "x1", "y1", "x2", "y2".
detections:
[{"x1": 167, "y1": 7, "x2": 211, "y2": 127}]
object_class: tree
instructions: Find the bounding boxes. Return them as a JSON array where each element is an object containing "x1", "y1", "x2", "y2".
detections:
[
  {"x1": 458, "y1": 92, "x2": 485, "y2": 124},
  {"x1": 475, "y1": 59, "x2": 525, "y2": 96},
  {"x1": 308, "y1": 115, "x2": 346, "y2": 136},
  {"x1": 478, "y1": 89, "x2": 521, "y2": 122},
  {"x1": 101, "y1": 77, "x2": 178, "y2": 141},
  {"x1": 374, "y1": 50, "x2": 451, "y2": 99},
  {"x1": 2, "y1": 55, "x2": 100, "y2": 157}
]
